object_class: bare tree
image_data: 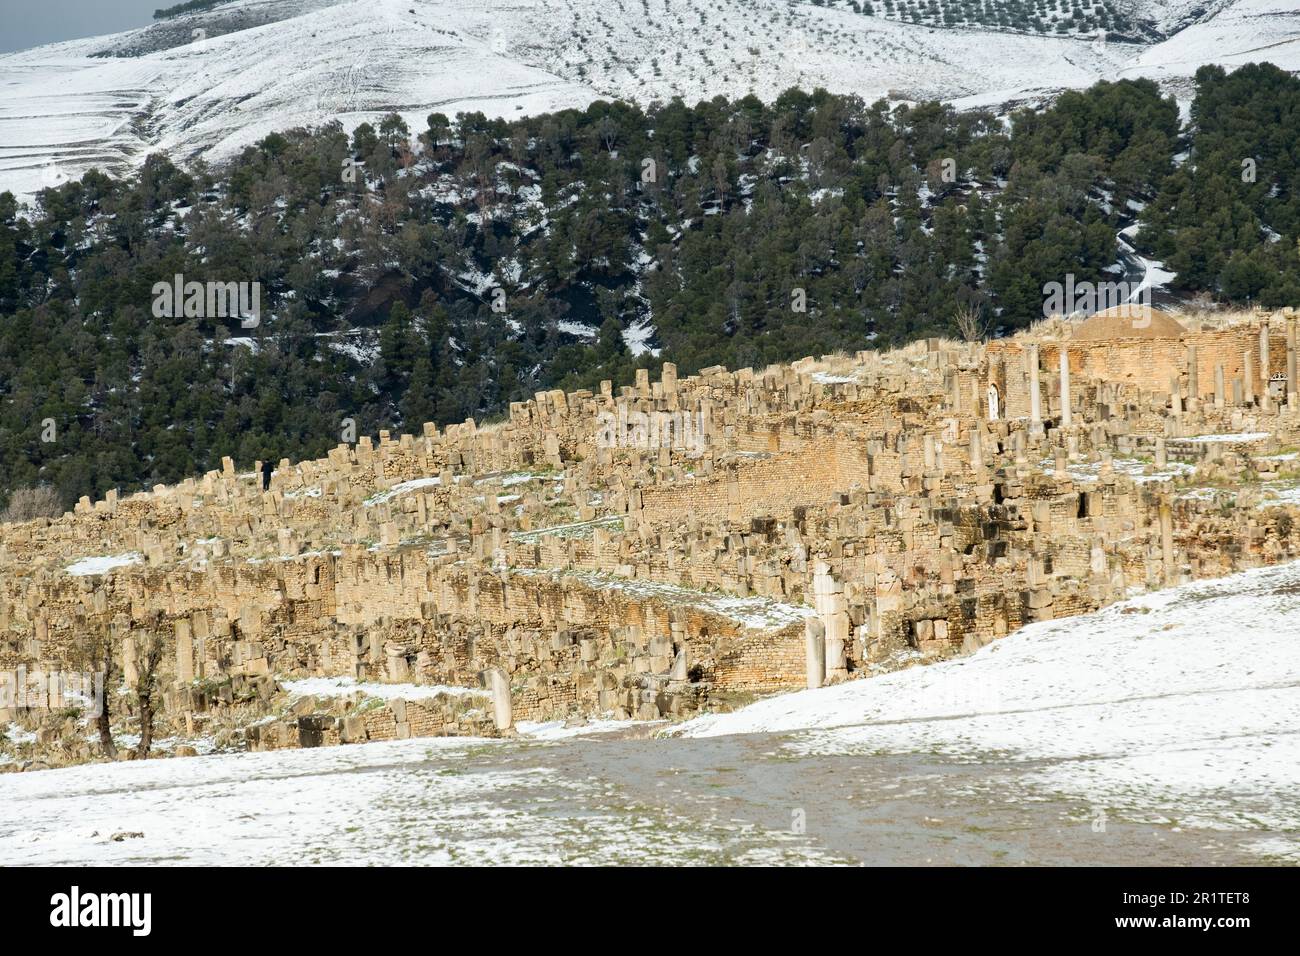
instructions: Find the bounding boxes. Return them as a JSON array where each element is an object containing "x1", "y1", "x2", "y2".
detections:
[
  {"x1": 133, "y1": 620, "x2": 166, "y2": 760},
  {"x1": 712, "y1": 154, "x2": 730, "y2": 204},
  {"x1": 597, "y1": 115, "x2": 618, "y2": 154},
  {"x1": 954, "y1": 303, "x2": 991, "y2": 343},
  {"x1": 71, "y1": 617, "x2": 117, "y2": 760},
  {"x1": 1, "y1": 486, "x2": 63, "y2": 523}
]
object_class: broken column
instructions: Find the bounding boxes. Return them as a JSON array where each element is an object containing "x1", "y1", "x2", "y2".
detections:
[
  {"x1": 812, "y1": 562, "x2": 850, "y2": 682},
  {"x1": 1159, "y1": 499, "x2": 1175, "y2": 584},
  {"x1": 804, "y1": 618, "x2": 826, "y2": 691},
  {"x1": 669, "y1": 648, "x2": 689, "y2": 682},
  {"x1": 874, "y1": 563, "x2": 904, "y2": 653},
  {"x1": 486, "y1": 668, "x2": 512, "y2": 731}
]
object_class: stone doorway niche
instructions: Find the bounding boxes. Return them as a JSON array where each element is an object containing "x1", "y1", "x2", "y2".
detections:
[{"x1": 987, "y1": 383, "x2": 1001, "y2": 420}]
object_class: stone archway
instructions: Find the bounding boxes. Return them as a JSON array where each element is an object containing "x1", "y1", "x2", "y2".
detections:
[{"x1": 986, "y1": 383, "x2": 1001, "y2": 420}]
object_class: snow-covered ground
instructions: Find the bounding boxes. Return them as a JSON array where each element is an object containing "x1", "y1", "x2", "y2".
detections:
[
  {"x1": 0, "y1": 735, "x2": 839, "y2": 865},
  {"x1": 4, "y1": 0, "x2": 1294, "y2": 200},
  {"x1": 6, "y1": 560, "x2": 1298, "y2": 864},
  {"x1": 680, "y1": 559, "x2": 1300, "y2": 858},
  {"x1": 515, "y1": 718, "x2": 655, "y2": 739},
  {"x1": 1123, "y1": 0, "x2": 1300, "y2": 79}
]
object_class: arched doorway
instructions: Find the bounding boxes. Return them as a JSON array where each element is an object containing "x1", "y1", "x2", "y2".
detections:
[{"x1": 987, "y1": 383, "x2": 1001, "y2": 420}]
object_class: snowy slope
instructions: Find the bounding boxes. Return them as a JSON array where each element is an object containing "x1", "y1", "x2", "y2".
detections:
[
  {"x1": 0, "y1": 0, "x2": 1297, "y2": 201},
  {"x1": 0, "y1": 0, "x2": 594, "y2": 198},
  {"x1": 680, "y1": 559, "x2": 1300, "y2": 848},
  {"x1": 1129, "y1": 0, "x2": 1300, "y2": 77},
  {"x1": 1122, "y1": 0, "x2": 1239, "y2": 33}
]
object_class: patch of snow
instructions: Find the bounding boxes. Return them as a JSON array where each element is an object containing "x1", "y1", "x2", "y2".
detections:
[
  {"x1": 557, "y1": 320, "x2": 597, "y2": 339},
  {"x1": 363, "y1": 476, "x2": 442, "y2": 506},
  {"x1": 65, "y1": 553, "x2": 142, "y2": 576},
  {"x1": 1040, "y1": 456, "x2": 1194, "y2": 484},
  {"x1": 621, "y1": 318, "x2": 659, "y2": 357},
  {"x1": 1183, "y1": 432, "x2": 1270, "y2": 443},
  {"x1": 812, "y1": 372, "x2": 859, "y2": 385},
  {"x1": 281, "y1": 676, "x2": 487, "y2": 701},
  {"x1": 4, "y1": 723, "x2": 37, "y2": 746}
]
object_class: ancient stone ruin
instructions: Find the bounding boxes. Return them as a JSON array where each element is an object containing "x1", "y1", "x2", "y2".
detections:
[{"x1": 6, "y1": 307, "x2": 1300, "y2": 768}]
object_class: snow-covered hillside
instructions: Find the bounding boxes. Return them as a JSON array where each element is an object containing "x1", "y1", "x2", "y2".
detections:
[
  {"x1": 680, "y1": 558, "x2": 1300, "y2": 855},
  {"x1": 1, "y1": 0, "x2": 1296, "y2": 201},
  {"x1": 1127, "y1": 0, "x2": 1300, "y2": 78}
]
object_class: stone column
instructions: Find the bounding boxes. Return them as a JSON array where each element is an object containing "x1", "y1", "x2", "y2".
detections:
[
  {"x1": 175, "y1": 618, "x2": 194, "y2": 683},
  {"x1": 1059, "y1": 347, "x2": 1071, "y2": 427},
  {"x1": 1244, "y1": 349, "x2": 1255, "y2": 404},
  {"x1": 1289, "y1": 316, "x2": 1298, "y2": 410},
  {"x1": 874, "y1": 564, "x2": 903, "y2": 651},
  {"x1": 1159, "y1": 499, "x2": 1175, "y2": 584},
  {"x1": 670, "y1": 648, "x2": 689, "y2": 681},
  {"x1": 1260, "y1": 323, "x2": 1272, "y2": 411},
  {"x1": 970, "y1": 426, "x2": 983, "y2": 470},
  {"x1": 1186, "y1": 346, "x2": 1199, "y2": 405},
  {"x1": 1214, "y1": 364, "x2": 1225, "y2": 409},
  {"x1": 1027, "y1": 344, "x2": 1042, "y2": 433},
  {"x1": 812, "y1": 562, "x2": 850, "y2": 682},
  {"x1": 486, "y1": 668, "x2": 512, "y2": 731},
  {"x1": 804, "y1": 618, "x2": 826, "y2": 690}
]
